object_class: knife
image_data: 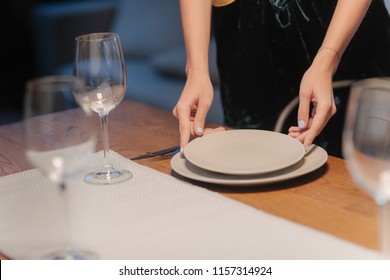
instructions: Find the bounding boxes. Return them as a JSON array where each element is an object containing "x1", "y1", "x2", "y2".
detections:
[{"x1": 130, "y1": 145, "x2": 180, "y2": 160}]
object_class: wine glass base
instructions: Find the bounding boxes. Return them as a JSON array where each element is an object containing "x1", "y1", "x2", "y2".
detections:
[
  {"x1": 43, "y1": 250, "x2": 98, "y2": 260},
  {"x1": 84, "y1": 169, "x2": 132, "y2": 185}
]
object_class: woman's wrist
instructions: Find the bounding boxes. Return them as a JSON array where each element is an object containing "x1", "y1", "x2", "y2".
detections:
[
  {"x1": 185, "y1": 64, "x2": 211, "y2": 78},
  {"x1": 313, "y1": 47, "x2": 341, "y2": 74},
  {"x1": 318, "y1": 47, "x2": 341, "y2": 62}
]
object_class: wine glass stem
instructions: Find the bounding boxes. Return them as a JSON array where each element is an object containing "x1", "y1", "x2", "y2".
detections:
[
  {"x1": 59, "y1": 182, "x2": 71, "y2": 256},
  {"x1": 99, "y1": 113, "x2": 113, "y2": 169},
  {"x1": 379, "y1": 201, "x2": 390, "y2": 257}
]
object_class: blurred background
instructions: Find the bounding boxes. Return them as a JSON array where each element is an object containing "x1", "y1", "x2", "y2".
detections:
[
  {"x1": 1, "y1": 0, "x2": 389, "y2": 127},
  {"x1": 0, "y1": 0, "x2": 223, "y2": 126},
  {"x1": 1, "y1": 0, "x2": 118, "y2": 125},
  {"x1": 1, "y1": 0, "x2": 51, "y2": 125}
]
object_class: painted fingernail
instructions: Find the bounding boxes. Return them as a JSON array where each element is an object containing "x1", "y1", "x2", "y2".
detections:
[
  {"x1": 196, "y1": 127, "x2": 204, "y2": 135},
  {"x1": 298, "y1": 120, "x2": 305, "y2": 128}
]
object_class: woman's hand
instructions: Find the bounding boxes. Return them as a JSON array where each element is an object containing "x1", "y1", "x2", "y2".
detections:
[
  {"x1": 288, "y1": 48, "x2": 338, "y2": 148},
  {"x1": 172, "y1": 72, "x2": 225, "y2": 151},
  {"x1": 289, "y1": 0, "x2": 372, "y2": 149}
]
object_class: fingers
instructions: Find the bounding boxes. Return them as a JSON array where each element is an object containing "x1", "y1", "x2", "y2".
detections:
[
  {"x1": 289, "y1": 90, "x2": 312, "y2": 146},
  {"x1": 290, "y1": 103, "x2": 335, "y2": 148},
  {"x1": 303, "y1": 105, "x2": 332, "y2": 148},
  {"x1": 173, "y1": 105, "x2": 192, "y2": 151},
  {"x1": 288, "y1": 118, "x2": 312, "y2": 144},
  {"x1": 305, "y1": 89, "x2": 336, "y2": 146},
  {"x1": 297, "y1": 90, "x2": 312, "y2": 130},
  {"x1": 288, "y1": 126, "x2": 302, "y2": 133},
  {"x1": 204, "y1": 126, "x2": 225, "y2": 135},
  {"x1": 173, "y1": 101, "x2": 214, "y2": 154},
  {"x1": 193, "y1": 100, "x2": 211, "y2": 136},
  {"x1": 287, "y1": 130, "x2": 303, "y2": 138}
]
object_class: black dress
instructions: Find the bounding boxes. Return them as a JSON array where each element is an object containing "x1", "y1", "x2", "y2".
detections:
[{"x1": 212, "y1": 0, "x2": 390, "y2": 157}]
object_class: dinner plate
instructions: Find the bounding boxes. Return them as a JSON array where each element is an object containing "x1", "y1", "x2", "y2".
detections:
[
  {"x1": 184, "y1": 129, "x2": 305, "y2": 175},
  {"x1": 171, "y1": 145, "x2": 328, "y2": 186}
]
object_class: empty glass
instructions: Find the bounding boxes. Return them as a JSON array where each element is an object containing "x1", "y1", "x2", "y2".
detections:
[
  {"x1": 343, "y1": 77, "x2": 390, "y2": 257},
  {"x1": 73, "y1": 32, "x2": 132, "y2": 185},
  {"x1": 24, "y1": 75, "x2": 97, "y2": 259}
]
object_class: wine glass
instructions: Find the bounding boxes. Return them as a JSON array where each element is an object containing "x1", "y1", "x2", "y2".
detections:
[
  {"x1": 342, "y1": 77, "x2": 390, "y2": 257},
  {"x1": 73, "y1": 32, "x2": 132, "y2": 185},
  {"x1": 24, "y1": 75, "x2": 97, "y2": 259}
]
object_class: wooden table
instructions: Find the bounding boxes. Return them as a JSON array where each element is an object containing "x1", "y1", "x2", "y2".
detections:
[{"x1": 0, "y1": 99, "x2": 379, "y2": 259}]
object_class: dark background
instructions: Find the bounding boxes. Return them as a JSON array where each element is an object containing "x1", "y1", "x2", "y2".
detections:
[
  {"x1": 0, "y1": 0, "x2": 107, "y2": 125},
  {"x1": 0, "y1": 1, "x2": 69, "y2": 125}
]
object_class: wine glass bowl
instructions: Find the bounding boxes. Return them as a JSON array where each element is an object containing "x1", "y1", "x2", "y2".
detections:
[
  {"x1": 343, "y1": 77, "x2": 390, "y2": 256},
  {"x1": 77, "y1": 84, "x2": 125, "y2": 115},
  {"x1": 24, "y1": 75, "x2": 97, "y2": 259},
  {"x1": 74, "y1": 32, "x2": 132, "y2": 185}
]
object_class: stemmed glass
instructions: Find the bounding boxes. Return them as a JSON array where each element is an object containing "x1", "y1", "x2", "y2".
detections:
[
  {"x1": 24, "y1": 75, "x2": 97, "y2": 259},
  {"x1": 73, "y1": 32, "x2": 132, "y2": 185},
  {"x1": 343, "y1": 77, "x2": 390, "y2": 257}
]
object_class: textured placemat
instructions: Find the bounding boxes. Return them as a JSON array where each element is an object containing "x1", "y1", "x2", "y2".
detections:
[{"x1": 0, "y1": 151, "x2": 382, "y2": 259}]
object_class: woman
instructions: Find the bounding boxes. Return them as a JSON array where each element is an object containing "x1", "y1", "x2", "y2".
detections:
[{"x1": 173, "y1": 0, "x2": 390, "y2": 157}]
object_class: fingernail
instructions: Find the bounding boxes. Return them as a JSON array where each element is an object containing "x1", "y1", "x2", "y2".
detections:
[
  {"x1": 298, "y1": 120, "x2": 305, "y2": 128},
  {"x1": 180, "y1": 147, "x2": 184, "y2": 154},
  {"x1": 196, "y1": 127, "x2": 204, "y2": 135},
  {"x1": 305, "y1": 144, "x2": 314, "y2": 154}
]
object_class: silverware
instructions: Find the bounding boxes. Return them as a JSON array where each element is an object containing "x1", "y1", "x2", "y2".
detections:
[{"x1": 130, "y1": 145, "x2": 180, "y2": 160}]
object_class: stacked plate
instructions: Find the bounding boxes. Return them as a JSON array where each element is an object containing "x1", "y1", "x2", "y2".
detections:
[{"x1": 170, "y1": 129, "x2": 328, "y2": 186}]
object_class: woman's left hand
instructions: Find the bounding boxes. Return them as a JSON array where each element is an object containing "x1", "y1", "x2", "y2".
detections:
[{"x1": 288, "y1": 48, "x2": 338, "y2": 148}]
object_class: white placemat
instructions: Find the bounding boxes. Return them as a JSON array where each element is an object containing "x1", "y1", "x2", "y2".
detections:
[{"x1": 0, "y1": 151, "x2": 382, "y2": 259}]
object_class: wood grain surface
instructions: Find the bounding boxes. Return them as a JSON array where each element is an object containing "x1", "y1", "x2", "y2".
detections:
[{"x1": 0, "y1": 100, "x2": 379, "y2": 259}]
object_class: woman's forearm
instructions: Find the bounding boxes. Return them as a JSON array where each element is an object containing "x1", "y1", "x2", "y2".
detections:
[
  {"x1": 179, "y1": 0, "x2": 213, "y2": 76},
  {"x1": 320, "y1": 0, "x2": 372, "y2": 59}
]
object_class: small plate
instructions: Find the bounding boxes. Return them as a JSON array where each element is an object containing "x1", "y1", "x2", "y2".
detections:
[
  {"x1": 171, "y1": 145, "x2": 328, "y2": 186},
  {"x1": 184, "y1": 129, "x2": 305, "y2": 175}
]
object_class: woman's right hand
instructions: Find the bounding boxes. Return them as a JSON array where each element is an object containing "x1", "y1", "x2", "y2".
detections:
[
  {"x1": 172, "y1": 72, "x2": 225, "y2": 151},
  {"x1": 175, "y1": 0, "x2": 224, "y2": 151}
]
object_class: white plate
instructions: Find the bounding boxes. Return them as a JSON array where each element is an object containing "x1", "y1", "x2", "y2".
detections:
[
  {"x1": 171, "y1": 145, "x2": 328, "y2": 186},
  {"x1": 184, "y1": 129, "x2": 305, "y2": 175}
]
